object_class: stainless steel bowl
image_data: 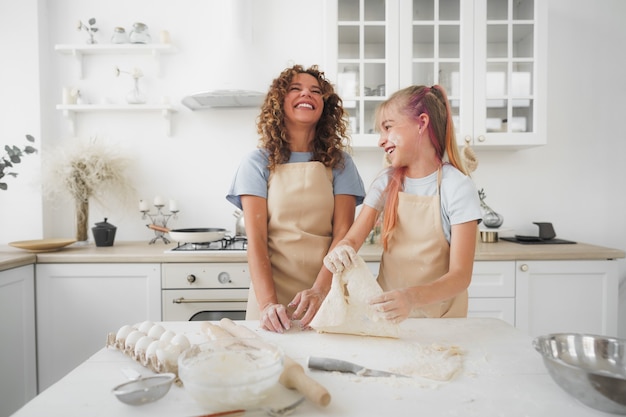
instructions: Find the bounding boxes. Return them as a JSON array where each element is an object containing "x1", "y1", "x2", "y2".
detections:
[{"x1": 533, "y1": 333, "x2": 626, "y2": 414}]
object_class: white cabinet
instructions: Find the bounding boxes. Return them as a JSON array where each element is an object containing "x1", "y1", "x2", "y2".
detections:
[
  {"x1": 35, "y1": 263, "x2": 161, "y2": 392},
  {"x1": 326, "y1": 0, "x2": 547, "y2": 150},
  {"x1": 468, "y1": 261, "x2": 516, "y2": 326},
  {"x1": 469, "y1": 259, "x2": 619, "y2": 337},
  {"x1": 0, "y1": 265, "x2": 36, "y2": 417},
  {"x1": 515, "y1": 260, "x2": 619, "y2": 338}
]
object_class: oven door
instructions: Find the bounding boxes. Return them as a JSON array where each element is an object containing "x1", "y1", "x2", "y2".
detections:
[{"x1": 162, "y1": 289, "x2": 248, "y2": 321}]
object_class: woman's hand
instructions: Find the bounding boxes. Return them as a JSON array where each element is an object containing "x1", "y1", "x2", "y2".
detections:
[
  {"x1": 369, "y1": 289, "x2": 413, "y2": 324},
  {"x1": 260, "y1": 303, "x2": 292, "y2": 333},
  {"x1": 288, "y1": 287, "x2": 326, "y2": 328},
  {"x1": 323, "y1": 245, "x2": 358, "y2": 273}
]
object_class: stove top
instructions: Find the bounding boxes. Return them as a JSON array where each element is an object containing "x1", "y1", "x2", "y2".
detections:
[{"x1": 167, "y1": 236, "x2": 247, "y2": 252}]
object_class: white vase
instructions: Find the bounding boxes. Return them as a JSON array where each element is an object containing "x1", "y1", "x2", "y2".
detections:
[{"x1": 126, "y1": 78, "x2": 146, "y2": 104}]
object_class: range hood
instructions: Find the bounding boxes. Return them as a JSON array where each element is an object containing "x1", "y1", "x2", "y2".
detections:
[{"x1": 182, "y1": 90, "x2": 264, "y2": 110}]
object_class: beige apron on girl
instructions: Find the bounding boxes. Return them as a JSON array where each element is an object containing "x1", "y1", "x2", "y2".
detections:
[
  {"x1": 246, "y1": 162, "x2": 334, "y2": 319},
  {"x1": 377, "y1": 168, "x2": 467, "y2": 318}
]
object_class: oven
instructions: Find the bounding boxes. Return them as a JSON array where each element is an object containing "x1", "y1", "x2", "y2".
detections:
[{"x1": 162, "y1": 262, "x2": 250, "y2": 321}]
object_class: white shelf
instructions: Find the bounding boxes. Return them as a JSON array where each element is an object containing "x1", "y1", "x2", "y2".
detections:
[
  {"x1": 56, "y1": 104, "x2": 177, "y2": 136},
  {"x1": 55, "y1": 43, "x2": 177, "y2": 78}
]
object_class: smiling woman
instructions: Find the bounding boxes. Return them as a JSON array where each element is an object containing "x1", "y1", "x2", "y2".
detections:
[{"x1": 226, "y1": 64, "x2": 366, "y2": 333}]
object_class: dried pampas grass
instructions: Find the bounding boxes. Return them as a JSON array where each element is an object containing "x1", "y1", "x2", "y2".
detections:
[{"x1": 43, "y1": 137, "x2": 137, "y2": 210}]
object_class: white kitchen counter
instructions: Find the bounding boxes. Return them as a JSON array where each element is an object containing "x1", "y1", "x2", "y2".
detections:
[
  {"x1": 9, "y1": 318, "x2": 609, "y2": 417},
  {"x1": 0, "y1": 239, "x2": 623, "y2": 271}
]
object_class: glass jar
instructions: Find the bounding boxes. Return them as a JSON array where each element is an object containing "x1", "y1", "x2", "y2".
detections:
[
  {"x1": 129, "y1": 22, "x2": 151, "y2": 44},
  {"x1": 111, "y1": 27, "x2": 128, "y2": 44}
]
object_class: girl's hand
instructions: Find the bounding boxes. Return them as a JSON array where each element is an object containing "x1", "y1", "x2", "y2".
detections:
[
  {"x1": 323, "y1": 245, "x2": 358, "y2": 273},
  {"x1": 260, "y1": 303, "x2": 292, "y2": 333},
  {"x1": 369, "y1": 289, "x2": 412, "y2": 324}
]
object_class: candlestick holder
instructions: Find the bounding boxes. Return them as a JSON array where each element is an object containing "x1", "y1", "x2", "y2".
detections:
[{"x1": 141, "y1": 204, "x2": 179, "y2": 244}]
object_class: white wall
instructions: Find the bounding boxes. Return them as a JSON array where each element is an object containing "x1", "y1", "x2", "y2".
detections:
[
  {"x1": 1, "y1": 0, "x2": 625, "y2": 336},
  {"x1": 0, "y1": 0, "x2": 43, "y2": 240}
]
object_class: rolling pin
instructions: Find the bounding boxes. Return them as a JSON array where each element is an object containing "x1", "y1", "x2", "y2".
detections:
[{"x1": 218, "y1": 318, "x2": 331, "y2": 407}]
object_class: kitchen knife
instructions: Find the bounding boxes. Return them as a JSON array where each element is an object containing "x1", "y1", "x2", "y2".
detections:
[{"x1": 308, "y1": 356, "x2": 410, "y2": 378}]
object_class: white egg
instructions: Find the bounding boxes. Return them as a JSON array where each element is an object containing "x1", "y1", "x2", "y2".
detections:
[
  {"x1": 115, "y1": 324, "x2": 134, "y2": 343},
  {"x1": 170, "y1": 334, "x2": 191, "y2": 351},
  {"x1": 138, "y1": 320, "x2": 155, "y2": 334},
  {"x1": 147, "y1": 324, "x2": 166, "y2": 339},
  {"x1": 134, "y1": 335, "x2": 155, "y2": 357},
  {"x1": 124, "y1": 330, "x2": 146, "y2": 351},
  {"x1": 156, "y1": 343, "x2": 182, "y2": 367},
  {"x1": 145, "y1": 339, "x2": 164, "y2": 362},
  {"x1": 159, "y1": 330, "x2": 176, "y2": 343}
]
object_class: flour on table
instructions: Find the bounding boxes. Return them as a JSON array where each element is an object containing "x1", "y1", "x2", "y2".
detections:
[
  {"x1": 310, "y1": 255, "x2": 400, "y2": 338},
  {"x1": 391, "y1": 342, "x2": 464, "y2": 381}
]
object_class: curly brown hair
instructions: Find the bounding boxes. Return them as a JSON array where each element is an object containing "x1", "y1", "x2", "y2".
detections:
[{"x1": 257, "y1": 64, "x2": 350, "y2": 171}]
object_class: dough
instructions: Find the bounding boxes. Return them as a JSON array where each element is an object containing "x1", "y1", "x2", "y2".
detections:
[{"x1": 310, "y1": 255, "x2": 400, "y2": 338}]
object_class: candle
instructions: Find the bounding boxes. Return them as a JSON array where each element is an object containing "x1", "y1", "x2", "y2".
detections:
[
  {"x1": 169, "y1": 199, "x2": 178, "y2": 212},
  {"x1": 153, "y1": 196, "x2": 164, "y2": 206},
  {"x1": 139, "y1": 200, "x2": 149, "y2": 211}
]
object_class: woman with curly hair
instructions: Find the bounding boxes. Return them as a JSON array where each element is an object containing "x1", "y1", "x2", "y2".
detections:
[{"x1": 227, "y1": 64, "x2": 365, "y2": 333}]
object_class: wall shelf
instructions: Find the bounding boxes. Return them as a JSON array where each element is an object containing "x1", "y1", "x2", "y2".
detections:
[
  {"x1": 56, "y1": 104, "x2": 177, "y2": 136},
  {"x1": 54, "y1": 43, "x2": 177, "y2": 78}
]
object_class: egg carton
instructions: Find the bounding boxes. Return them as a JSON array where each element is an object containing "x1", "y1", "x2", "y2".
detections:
[{"x1": 105, "y1": 321, "x2": 191, "y2": 382}]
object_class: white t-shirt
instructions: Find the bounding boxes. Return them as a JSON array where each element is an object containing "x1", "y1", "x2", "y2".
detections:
[{"x1": 363, "y1": 164, "x2": 482, "y2": 243}]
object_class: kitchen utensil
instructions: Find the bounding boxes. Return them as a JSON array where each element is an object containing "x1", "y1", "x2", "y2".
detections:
[
  {"x1": 112, "y1": 372, "x2": 176, "y2": 405},
  {"x1": 307, "y1": 356, "x2": 409, "y2": 378},
  {"x1": 177, "y1": 338, "x2": 284, "y2": 411},
  {"x1": 147, "y1": 224, "x2": 226, "y2": 243},
  {"x1": 533, "y1": 333, "x2": 626, "y2": 414},
  {"x1": 92, "y1": 217, "x2": 117, "y2": 246},
  {"x1": 9, "y1": 238, "x2": 76, "y2": 252},
  {"x1": 218, "y1": 318, "x2": 331, "y2": 407},
  {"x1": 194, "y1": 396, "x2": 304, "y2": 417}
]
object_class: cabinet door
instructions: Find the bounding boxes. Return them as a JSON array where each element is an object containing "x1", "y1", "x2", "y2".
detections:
[
  {"x1": 35, "y1": 263, "x2": 161, "y2": 392},
  {"x1": 327, "y1": 0, "x2": 400, "y2": 146},
  {"x1": 0, "y1": 265, "x2": 36, "y2": 416},
  {"x1": 467, "y1": 260, "x2": 515, "y2": 325},
  {"x1": 515, "y1": 260, "x2": 619, "y2": 337},
  {"x1": 471, "y1": 0, "x2": 547, "y2": 148}
]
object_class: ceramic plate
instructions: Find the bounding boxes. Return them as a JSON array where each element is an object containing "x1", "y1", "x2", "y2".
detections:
[{"x1": 9, "y1": 238, "x2": 77, "y2": 253}]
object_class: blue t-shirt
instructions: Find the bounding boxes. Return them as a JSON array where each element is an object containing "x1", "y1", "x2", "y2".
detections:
[
  {"x1": 226, "y1": 149, "x2": 365, "y2": 209},
  {"x1": 364, "y1": 164, "x2": 482, "y2": 243}
]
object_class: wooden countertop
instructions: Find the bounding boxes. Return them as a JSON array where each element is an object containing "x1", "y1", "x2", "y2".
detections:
[{"x1": 0, "y1": 239, "x2": 624, "y2": 272}]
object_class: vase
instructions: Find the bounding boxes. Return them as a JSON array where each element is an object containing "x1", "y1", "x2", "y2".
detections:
[
  {"x1": 126, "y1": 77, "x2": 146, "y2": 104},
  {"x1": 481, "y1": 201, "x2": 504, "y2": 228},
  {"x1": 75, "y1": 199, "x2": 89, "y2": 242}
]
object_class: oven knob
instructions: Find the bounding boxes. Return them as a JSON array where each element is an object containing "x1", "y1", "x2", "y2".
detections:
[
  {"x1": 187, "y1": 274, "x2": 196, "y2": 283},
  {"x1": 218, "y1": 272, "x2": 232, "y2": 284}
]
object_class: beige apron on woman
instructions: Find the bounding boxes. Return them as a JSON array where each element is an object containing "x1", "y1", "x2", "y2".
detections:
[
  {"x1": 377, "y1": 168, "x2": 467, "y2": 318},
  {"x1": 246, "y1": 162, "x2": 334, "y2": 319}
]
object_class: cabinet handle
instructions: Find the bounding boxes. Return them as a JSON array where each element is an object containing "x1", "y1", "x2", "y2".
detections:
[
  {"x1": 186, "y1": 274, "x2": 196, "y2": 283},
  {"x1": 519, "y1": 264, "x2": 529, "y2": 272},
  {"x1": 172, "y1": 297, "x2": 246, "y2": 304},
  {"x1": 464, "y1": 135, "x2": 472, "y2": 144},
  {"x1": 477, "y1": 135, "x2": 486, "y2": 142}
]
